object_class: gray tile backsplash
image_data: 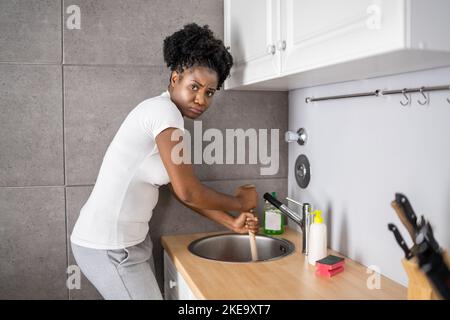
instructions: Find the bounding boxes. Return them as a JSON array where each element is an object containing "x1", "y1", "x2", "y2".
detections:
[
  {"x1": 0, "y1": 187, "x2": 67, "y2": 299},
  {"x1": 63, "y1": 0, "x2": 223, "y2": 65},
  {"x1": 0, "y1": 0, "x2": 288, "y2": 299},
  {"x1": 0, "y1": 0, "x2": 61, "y2": 63},
  {"x1": 0, "y1": 64, "x2": 64, "y2": 187},
  {"x1": 190, "y1": 91, "x2": 289, "y2": 180}
]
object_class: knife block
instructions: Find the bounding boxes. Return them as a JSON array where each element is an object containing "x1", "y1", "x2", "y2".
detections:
[{"x1": 401, "y1": 250, "x2": 449, "y2": 300}]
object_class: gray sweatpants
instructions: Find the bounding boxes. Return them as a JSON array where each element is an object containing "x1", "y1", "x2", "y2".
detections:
[{"x1": 71, "y1": 234, "x2": 163, "y2": 300}]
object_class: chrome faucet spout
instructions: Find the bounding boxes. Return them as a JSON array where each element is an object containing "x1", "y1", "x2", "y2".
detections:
[
  {"x1": 263, "y1": 193, "x2": 313, "y2": 255},
  {"x1": 263, "y1": 193, "x2": 303, "y2": 227}
]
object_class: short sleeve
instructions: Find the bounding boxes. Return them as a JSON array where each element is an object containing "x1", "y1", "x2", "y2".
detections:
[{"x1": 141, "y1": 98, "x2": 185, "y2": 139}]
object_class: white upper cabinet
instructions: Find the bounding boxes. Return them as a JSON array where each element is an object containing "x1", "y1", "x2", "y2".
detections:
[
  {"x1": 224, "y1": 0, "x2": 450, "y2": 91},
  {"x1": 281, "y1": 0, "x2": 404, "y2": 74},
  {"x1": 224, "y1": 0, "x2": 281, "y2": 88}
]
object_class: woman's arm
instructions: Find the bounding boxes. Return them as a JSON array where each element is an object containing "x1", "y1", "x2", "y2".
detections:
[
  {"x1": 156, "y1": 127, "x2": 258, "y2": 212},
  {"x1": 167, "y1": 184, "x2": 259, "y2": 234}
]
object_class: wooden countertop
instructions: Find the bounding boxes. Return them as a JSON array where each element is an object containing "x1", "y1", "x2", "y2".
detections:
[{"x1": 161, "y1": 227, "x2": 407, "y2": 300}]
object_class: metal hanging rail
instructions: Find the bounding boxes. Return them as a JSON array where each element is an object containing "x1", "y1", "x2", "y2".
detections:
[{"x1": 305, "y1": 85, "x2": 450, "y2": 104}]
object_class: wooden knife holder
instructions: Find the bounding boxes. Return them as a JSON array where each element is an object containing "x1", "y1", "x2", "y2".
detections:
[{"x1": 401, "y1": 250, "x2": 449, "y2": 300}]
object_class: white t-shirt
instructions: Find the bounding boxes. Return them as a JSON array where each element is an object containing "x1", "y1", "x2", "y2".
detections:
[{"x1": 70, "y1": 90, "x2": 184, "y2": 250}]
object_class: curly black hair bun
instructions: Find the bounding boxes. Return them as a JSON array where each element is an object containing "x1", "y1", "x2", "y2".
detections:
[{"x1": 163, "y1": 23, "x2": 233, "y2": 90}]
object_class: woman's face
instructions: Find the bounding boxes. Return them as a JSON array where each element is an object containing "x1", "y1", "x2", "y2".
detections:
[{"x1": 168, "y1": 66, "x2": 219, "y2": 119}]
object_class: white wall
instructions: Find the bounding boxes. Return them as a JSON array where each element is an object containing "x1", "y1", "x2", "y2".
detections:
[{"x1": 287, "y1": 66, "x2": 450, "y2": 286}]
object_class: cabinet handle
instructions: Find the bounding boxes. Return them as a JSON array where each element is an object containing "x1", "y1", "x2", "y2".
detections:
[
  {"x1": 366, "y1": 4, "x2": 382, "y2": 30},
  {"x1": 277, "y1": 40, "x2": 286, "y2": 51},
  {"x1": 169, "y1": 280, "x2": 177, "y2": 289},
  {"x1": 266, "y1": 44, "x2": 276, "y2": 55}
]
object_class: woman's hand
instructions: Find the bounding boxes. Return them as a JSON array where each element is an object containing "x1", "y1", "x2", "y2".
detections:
[
  {"x1": 235, "y1": 184, "x2": 258, "y2": 212},
  {"x1": 232, "y1": 212, "x2": 259, "y2": 234}
]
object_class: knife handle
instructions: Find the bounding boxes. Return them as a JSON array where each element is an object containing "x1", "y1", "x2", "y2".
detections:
[
  {"x1": 388, "y1": 223, "x2": 413, "y2": 259},
  {"x1": 395, "y1": 193, "x2": 417, "y2": 224},
  {"x1": 391, "y1": 200, "x2": 417, "y2": 244}
]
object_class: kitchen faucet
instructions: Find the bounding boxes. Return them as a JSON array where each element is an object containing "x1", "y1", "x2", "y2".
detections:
[{"x1": 263, "y1": 193, "x2": 312, "y2": 255}]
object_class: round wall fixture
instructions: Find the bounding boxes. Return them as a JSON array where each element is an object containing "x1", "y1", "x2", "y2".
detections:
[
  {"x1": 294, "y1": 154, "x2": 311, "y2": 189},
  {"x1": 285, "y1": 128, "x2": 308, "y2": 145}
]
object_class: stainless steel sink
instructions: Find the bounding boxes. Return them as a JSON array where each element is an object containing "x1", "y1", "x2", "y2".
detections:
[{"x1": 188, "y1": 233, "x2": 295, "y2": 263}]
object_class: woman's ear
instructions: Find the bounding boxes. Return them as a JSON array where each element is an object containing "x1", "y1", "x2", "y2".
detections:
[{"x1": 170, "y1": 70, "x2": 181, "y2": 88}]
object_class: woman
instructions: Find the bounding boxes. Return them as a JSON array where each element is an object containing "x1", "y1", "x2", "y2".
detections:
[{"x1": 70, "y1": 23, "x2": 259, "y2": 300}]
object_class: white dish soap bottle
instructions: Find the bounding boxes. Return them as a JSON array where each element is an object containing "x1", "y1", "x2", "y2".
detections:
[{"x1": 308, "y1": 210, "x2": 327, "y2": 266}]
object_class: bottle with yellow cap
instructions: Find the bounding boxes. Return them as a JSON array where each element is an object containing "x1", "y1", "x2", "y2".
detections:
[{"x1": 308, "y1": 210, "x2": 327, "y2": 266}]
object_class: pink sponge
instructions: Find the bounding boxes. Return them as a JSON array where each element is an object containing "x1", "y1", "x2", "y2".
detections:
[
  {"x1": 316, "y1": 266, "x2": 345, "y2": 277},
  {"x1": 315, "y1": 255, "x2": 345, "y2": 277}
]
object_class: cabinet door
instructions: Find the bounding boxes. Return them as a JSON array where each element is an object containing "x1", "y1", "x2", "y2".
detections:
[
  {"x1": 177, "y1": 269, "x2": 197, "y2": 300},
  {"x1": 224, "y1": 0, "x2": 281, "y2": 89},
  {"x1": 163, "y1": 251, "x2": 197, "y2": 300},
  {"x1": 164, "y1": 251, "x2": 179, "y2": 300},
  {"x1": 281, "y1": 0, "x2": 406, "y2": 75}
]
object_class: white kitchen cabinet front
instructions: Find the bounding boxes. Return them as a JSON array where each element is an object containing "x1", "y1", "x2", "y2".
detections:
[
  {"x1": 224, "y1": 0, "x2": 450, "y2": 91},
  {"x1": 280, "y1": 0, "x2": 404, "y2": 75},
  {"x1": 163, "y1": 250, "x2": 197, "y2": 300},
  {"x1": 224, "y1": 0, "x2": 281, "y2": 89}
]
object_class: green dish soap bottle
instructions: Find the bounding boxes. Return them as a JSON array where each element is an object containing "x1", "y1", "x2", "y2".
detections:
[{"x1": 263, "y1": 192, "x2": 285, "y2": 235}]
